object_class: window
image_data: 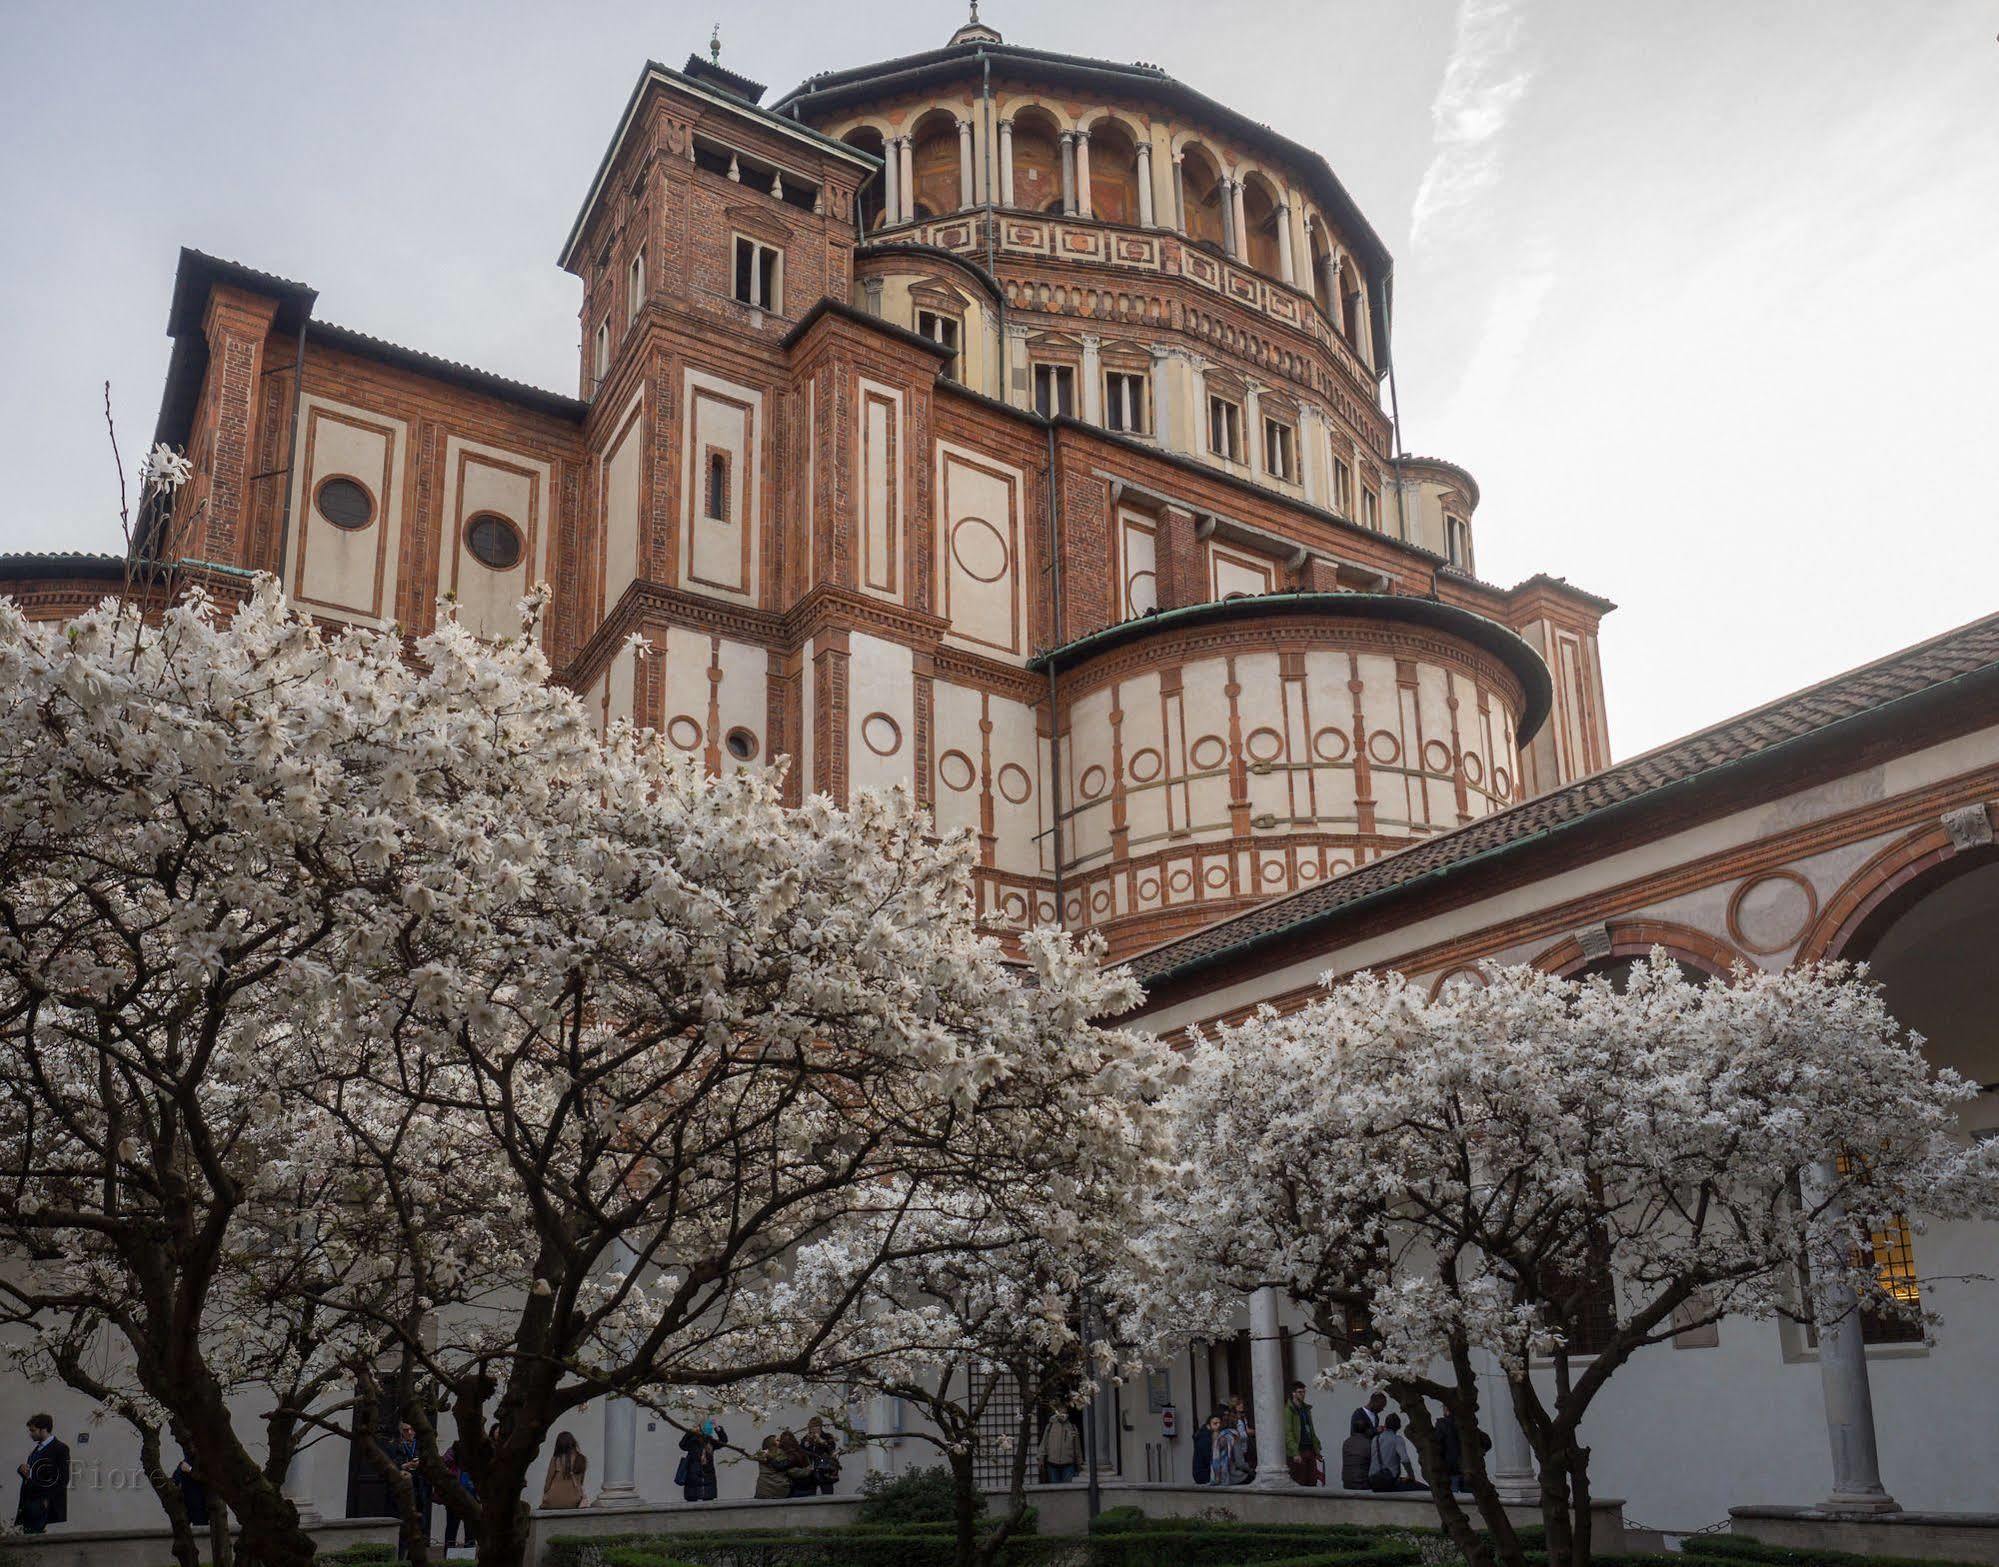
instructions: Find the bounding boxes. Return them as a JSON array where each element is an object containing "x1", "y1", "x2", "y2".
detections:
[
  {"x1": 724, "y1": 727, "x2": 759, "y2": 762},
  {"x1": 1262, "y1": 417, "x2": 1297, "y2": 482},
  {"x1": 1207, "y1": 394, "x2": 1244, "y2": 463},
  {"x1": 464, "y1": 513, "x2": 523, "y2": 570},
  {"x1": 704, "y1": 450, "x2": 731, "y2": 522},
  {"x1": 1032, "y1": 362, "x2": 1075, "y2": 419},
  {"x1": 1105, "y1": 370, "x2": 1149, "y2": 435},
  {"x1": 1361, "y1": 486, "x2": 1380, "y2": 531},
  {"x1": 1446, "y1": 515, "x2": 1473, "y2": 572},
  {"x1": 1333, "y1": 456, "x2": 1353, "y2": 517},
  {"x1": 733, "y1": 236, "x2": 780, "y2": 311},
  {"x1": 916, "y1": 309, "x2": 962, "y2": 382},
  {"x1": 1549, "y1": 1230, "x2": 1620, "y2": 1358},
  {"x1": 315, "y1": 477, "x2": 374, "y2": 531},
  {"x1": 627, "y1": 250, "x2": 646, "y2": 327},
  {"x1": 592, "y1": 319, "x2": 610, "y2": 383}
]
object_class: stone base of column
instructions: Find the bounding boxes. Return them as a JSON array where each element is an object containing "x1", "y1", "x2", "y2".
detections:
[
  {"x1": 1817, "y1": 1488, "x2": 1901, "y2": 1514},
  {"x1": 594, "y1": 1482, "x2": 643, "y2": 1507}
]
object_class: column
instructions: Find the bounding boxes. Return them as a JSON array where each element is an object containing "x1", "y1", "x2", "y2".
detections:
[
  {"x1": 897, "y1": 136, "x2": 915, "y2": 224},
  {"x1": 1248, "y1": 1288, "x2": 1291, "y2": 1488},
  {"x1": 882, "y1": 140, "x2": 902, "y2": 231},
  {"x1": 1080, "y1": 334, "x2": 1103, "y2": 425},
  {"x1": 1005, "y1": 322, "x2": 1033, "y2": 410},
  {"x1": 1172, "y1": 153, "x2": 1187, "y2": 234},
  {"x1": 957, "y1": 118, "x2": 975, "y2": 210},
  {"x1": 1136, "y1": 141, "x2": 1155, "y2": 228},
  {"x1": 1075, "y1": 127, "x2": 1094, "y2": 219},
  {"x1": 1059, "y1": 131, "x2": 1077, "y2": 216},
  {"x1": 1229, "y1": 179, "x2": 1249, "y2": 261},
  {"x1": 1276, "y1": 202, "x2": 1296, "y2": 285},
  {"x1": 998, "y1": 119, "x2": 1015, "y2": 207},
  {"x1": 1298, "y1": 406, "x2": 1327, "y2": 507},
  {"x1": 1149, "y1": 347, "x2": 1174, "y2": 452},
  {"x1": 598, "y1": 1238, "x2": 643, "y2": 1505},
  {"x1": 866, "y1": 1395, "x2": 898, "y2": 1475},
  {"x1": 1244, "y1": 382, "x2": 1263, "y2": 471},
  {"x1": 283, "y1": 1445, "x2": 322, "y2": 1525},
  {"x1": 1806, "y1": 1160, "x2": 1900, "y2": 1511},
  {"x1": 1478, "y1": 1354, "x2": 1540, "y2": 1504}
]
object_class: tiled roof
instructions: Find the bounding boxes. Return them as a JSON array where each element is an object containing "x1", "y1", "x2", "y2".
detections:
[
  {"x1": 0, "y1": 552, "x2": 127, "y2": 582},
  {"x1": 1127, "y1": 608, "x2": 1999, "y2": 988},
  {"x1": 309, "y1": 322, "x2": 585, "y2": 421}
]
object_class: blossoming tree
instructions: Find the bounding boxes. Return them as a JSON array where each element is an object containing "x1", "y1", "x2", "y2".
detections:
[{"x1": 1163, "y1": 958, "x2": 1996, "y2": 1567}]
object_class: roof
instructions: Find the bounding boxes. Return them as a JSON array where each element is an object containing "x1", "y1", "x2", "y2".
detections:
[
  {"x1": 1127, "y1": 606, "x2": 1999, "y2": 989},
  {"x1": 1031, "y1": 591, "x2": 1554, "y2": 744},
  {"x1": 682, "y1": 52, "x2": 768, "y2": 105},
  {"x1": 1397, "y1": 453, "x2": 1481, "y2": 511},
  {"x1": 0, "y1": 552, "x2": 128, "y2": 584},
  {"x1": 308, "y1": 322, "x2": 585, "y2": 421},
  {"x1": 560, "y1": 59, "x2": 882, "y2": 271},
  {"x1": 771, "y1": 38, "x2": 1393, "y2": 283}
]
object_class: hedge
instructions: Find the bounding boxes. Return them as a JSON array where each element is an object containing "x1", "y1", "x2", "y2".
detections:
[
  {"x1": 1087, "y1": 1532, "x2": 1420, "y2": 1567},
  {"x1": 545, "y1": 1530, "x2": 1419, "y2": 1567},
  {"x1": 1681, "y1": 1536, "x2": 1989, "y2": 1567}
]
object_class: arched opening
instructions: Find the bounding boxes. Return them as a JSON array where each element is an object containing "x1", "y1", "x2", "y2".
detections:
[
  {"x1": 844, "y1": 127, "x2": 888, "y2": 232},
  {"x1": 1180, "y1": 144, "x2": 1227, "y2": 251},
  {"x1": 1011, "y1": 107, "x2": 1063, "y2": 213},
  {"x1": 1338, "y1": 255, "x2": 1365, "y2": 347},
  {"x1": 910, "y1": 108, "x2": 961, "y2": 220},
  {"x1": 1241, "y1": 173, "x2": 1282, "y2": 278},
  {"x1": 1307, "y1": 217, "x2": 1334, "y2": 317},
  {"x1": 1085, "y1": 118, "x2": 1141, "y2": 227}
]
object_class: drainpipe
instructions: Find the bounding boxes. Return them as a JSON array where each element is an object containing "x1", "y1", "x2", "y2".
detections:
[
  {"x1": 1044, "y1": 419, "x2": 1067, "y2": 930},
  {"x1": 1377, "y1": 270, "x2": 1411, "y2": 547},
  {"x1": 980, "y1": 48, "x2": 1007, "y2": 399},
  {"x1": 274, "y1": 314, "x2": 310, "y2": 585}
]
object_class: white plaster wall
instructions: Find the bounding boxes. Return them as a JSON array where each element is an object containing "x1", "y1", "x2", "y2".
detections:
[{"x1": 847, "y1": 632, "x2": 915, "y2": 798}]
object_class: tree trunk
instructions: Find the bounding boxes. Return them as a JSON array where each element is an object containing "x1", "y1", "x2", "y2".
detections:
[
  {"x1": 948, "y1": 1448, "x2": 981, "y2": 1567},
  {"x1": 472, "y1": 1460, "x2": 536, "y2": 1567},
  {"x1": 1397, "y1": 1394, "x2": 1500, "y2": 1567},
  {"x1": 973, "y1": 1402, "x2": 1037, "y2": 1567},
  {"x1": 135, "y1": 1422, "x2": 201, "y2": 1567},
  {"x1": 211, "y1": 1500, "x2": 234, "y2": 1567}
]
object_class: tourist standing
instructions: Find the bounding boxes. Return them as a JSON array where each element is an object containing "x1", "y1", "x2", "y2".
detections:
[
  {"x1": 800, "y1": 1417, "x2": 841, "y2": 1495},
  {"x1": 1205, "y1": 1416, "x2": 1238, "y2": 1487},
  {"x1": 441, "y1": 1439, "x2": 478, "y2": 1552},
  {"x1": 1041, "y1": 1409, "x2": 1081, "y2": 1483},
  {"x1": 753, "y1": 1433, "x2": 809, "y2": 1498},
  {"x1": 540, "y1": 1431, "x2": 588, "y2": 1510},
  {"x1": 676, "y1": 1419, "x2": 726, "y2": 1502},
  {"x1": 1284, "y1": 1381, "x2": 1323, "y2": 1485},
  {"x1": 171, "y1": 1452, "x2": 209, "y2": 1530},
  {"x1": 387, "y1": 1423, "x2": 428, "y2": 1559},
  {"x1": 1191, "y1": 1412, "x2": 1214, "y2": 1486},
  {"x1": 14, "y1": 1416, "x2": 68, "y2": 1535}
]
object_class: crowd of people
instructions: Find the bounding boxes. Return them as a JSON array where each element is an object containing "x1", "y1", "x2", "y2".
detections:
[{"x1": 1186, "y1": 1385, "x2": 1474, "y2": 1495}]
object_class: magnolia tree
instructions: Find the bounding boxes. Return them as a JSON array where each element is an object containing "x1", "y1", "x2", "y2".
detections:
[{"x1": 1163, "y1": 958, "x2": 1998, "y2": 1567}]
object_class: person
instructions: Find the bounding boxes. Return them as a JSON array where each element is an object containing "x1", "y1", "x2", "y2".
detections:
[
  {"x1": 442, "y1": 1439, "x2": 478, "y2": 1551},
  {"x1": 1351, "y1": 1391, "x2": 1387, "y2": 1437},
  {"x1": 1436, "y1": 1408, "x2": 1467, "y2": 1495},
  {"x1": 800, "y1": 1417, "x2": 841, "y2": 1496},
  {"x1": 676, "y1": 1419, "x2": 726, "y2": 1502},
  {"x1": 1040, "y1": 1409, "x2": 1081, "y2": 1484},
  {"x1": 386, "y1": 1423, "x2": 427, "y2": 1559},
  {"x1": 14, "y1": 1415, "x2": 68, "y2": 1535},
  {"x1": 780, "y1": 1431, "x2": 817, "y2": 1498},
  {"x1": 540, "y1": 1430, "x2": 588, "y2": 1510},
  {"x1": 171, "y1": 1452, "x2": 209, "y2": 1530},
  {"x1": 1203, "y1": 1415, "x2": 1236, "y2": 1487},
  {"x1": 1283, "y1": 1381, "x2": 1322, "y2": 1486},
  {"x1": 1342, "y1": 1394, "x2": 1386, "y2": 1490},
  {"x1": 1237, "y1": 1419, "x2": 1257, "y2": 1484},
  {"x1": 1368, "y1": 1412, "x2": 1425, "y2": 1492},
  {"x1": 753, "y1": 1432, "x2": 810, "y2": 1499},
  {"x1": 1191, "y1": 1412, "x2": 1215, "y2": 1486}
]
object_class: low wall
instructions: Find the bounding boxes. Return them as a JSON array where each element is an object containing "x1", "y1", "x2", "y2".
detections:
[
  {"x1": 530, "y1": 1480, "x2": 1627, "y2": 1564},
  {"x1": 0, "y1": 1514, "x2": 397, "y2": 1567},
  {"x1": 1733, "y1": 1507, "x2": 1999, "y2": 1566}
]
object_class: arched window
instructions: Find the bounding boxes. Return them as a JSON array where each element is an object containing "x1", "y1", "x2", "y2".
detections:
[
  {"x1": 1242, "y1": 173, "x2": 1282, "y2": 278},
  {"x1": 1306, "y1": 217, "x2": 1334, "y2": 317},
  {"x1": 1179, "y1": 145, "x2": 1227, "y2": 251},
  {"x1": 910, "y1": 109, "x2": 962, "y2": 219},
  {"x1": 1010, "y1": 108, "x2": 1062, "y2": 213},
  {"x1": 1085, "y1": 119, "x2": 1141, "y2": 226},
  {"x1": 843, "y1": 127, "x2": 888, "y2": 232}
]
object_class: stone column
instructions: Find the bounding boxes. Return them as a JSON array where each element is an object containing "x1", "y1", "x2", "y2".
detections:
[
  {"x1": 1080, "y1": 334, "x2": 1103, "y2": 425},
  {"x1": 882, "y1": 139, "x2": 902, "y2": 230},
  {"x1": 867, "y1": 1395, "x2": 898, "y2": 1475},
  {"x1": 1005, "y1": 322, "x2": 1033, "y2": 410},
  {"x1": 283, "y1": 1446, "x2": 322, "y2": 1525},
  {"x1": 957, "y1": 118, "x2": 975, "y2": 210},
  {"x1": 1136, "y1": 140, "x2": 1155, "y2": 227},
  {"x1": 1229, "y1": 178, "x2": 1249, "y2": 262},
  {"x1": 1059, "y1": 131, "x2": 1077, "y2": 216},
  {"x1": 1248, "y1": 1288, "x2": 1292, "y2": 1488},
  {"x1": 1805, "y1": 1160, "x2": 1900, "y2": 1511},
  {"x1": 1172, "y1": 152, "x2": 1187, "y2": 234},
  {"x1": 998, "y1": 118, "x2": 1015, "y2": 207},
  {"x1": 598, "y1": 1238, "x2": 643, "y2": 1505},
  {"x1": 1243, "y1": 382, "x2": 1263, "y2": 471},
  {"x1": 1276, "y1": 202, "x2": 1296, "y2": 285},
  {"x1": 897, "y1": 136, "x2": 915, "y2": 224},
  {"x1": 1478, "y1": 1354, "x2": 1540, "y2": 1504},
  {"x1": 1075, "y1": 127, "x2": 1094, "y2": 218},
  {"x1": 1149, "y1": 347, "x2": 1173, "y2": 451}
]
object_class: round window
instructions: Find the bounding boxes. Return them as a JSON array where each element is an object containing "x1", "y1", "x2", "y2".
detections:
[
  {"x1": 724, "y1": 727, "x2": 759, "y2": 762},
  {"x1": 464, "y1": 513, "x2": 523, "y2": 570},
  {"x1": 315, "y1": 477, "x2": 374, "y2": 530}
]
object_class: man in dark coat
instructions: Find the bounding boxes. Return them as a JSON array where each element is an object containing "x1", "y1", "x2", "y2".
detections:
[
  {"x1": 1350, "y1": 1391, "x2": 1387, "y2": 1437},
  {"x1": 15, "y1": 1415, "x2": 69, "y2": 1533}
]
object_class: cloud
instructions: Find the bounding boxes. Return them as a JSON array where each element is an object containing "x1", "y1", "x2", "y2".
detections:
[{"x1": 1409, "y1": 0, "x2": 1533, "y2": 251}]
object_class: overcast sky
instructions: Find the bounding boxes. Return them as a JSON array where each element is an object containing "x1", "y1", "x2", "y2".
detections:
[{"x1": 3, "y1": 0, "x2": 1994, "y2": 756}]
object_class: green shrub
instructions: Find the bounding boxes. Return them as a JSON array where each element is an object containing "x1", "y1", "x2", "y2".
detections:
[
  {"x1": 1209, "y1": 1546, "x2": 1425, "y2": 1567},
  {"x1": 546, "y1": 1528, "x2": 1073, "y2": 1567},
  {"x1": 857, "y1": 1465, "x2": 984, "y2": 1528},
  {"x1": 1088, "y1": 1535, "x2": 1421, "y2": 1567},
  {"x1": 327, "y1": 1548, "x2": 398, "y2": 1566},
  {"x1": 1089, "y1": 1506, "x2": 1149, "y2": 1534},
  {"x1": 1680, "y1": 1536, "x2": 1988, "y2": 1567}
]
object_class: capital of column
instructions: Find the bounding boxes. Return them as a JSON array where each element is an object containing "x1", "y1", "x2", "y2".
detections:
[
  {"x1": 998, "y1": 116, "x2": 1014, "y2": 133},
  {"x1": 1076, "y1": 126, "x2": 1091, "y2": 143},
  {"x1": 1060, "y1": 129, "x2": 1076, "y2": 146}
]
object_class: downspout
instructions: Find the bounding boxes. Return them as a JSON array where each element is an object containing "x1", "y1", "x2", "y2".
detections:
[
  {"x1": 274, "y1": 314, "x2": 309, "y2": 585},
  {"x1": 980, "y1": 47, "x2": 1007, "y2": 401},
  {"x1": 1044, "y1": 419, "x2": 1067, "y2": 931},
  {"x1": 1378, "y1": 269, "x2": 1411, "y2": 547}
]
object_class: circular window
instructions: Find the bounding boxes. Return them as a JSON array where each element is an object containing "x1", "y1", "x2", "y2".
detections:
[
  {"x1": 724, "y1": 727, "x2": 759, "y2": 762},
  {"x1": 464, "y1": 513, "x2": 523, "y2": 570},
  {"x1": 315, "y1": 477, "x2": 374, "y2": 530}
]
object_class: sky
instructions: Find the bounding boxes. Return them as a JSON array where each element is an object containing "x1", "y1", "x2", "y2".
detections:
[{"x1": 2, "y1": 0, "x2": 1995, "y2": 757}]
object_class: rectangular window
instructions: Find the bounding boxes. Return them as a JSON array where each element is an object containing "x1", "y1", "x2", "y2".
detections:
[
  {"x1": 1446, "y1": 515, "x2": 1473, "y2": 572},
  {"x1": 1207, "y1": 394, "x2": 1243, "y2": 463},
  {"x1": 733, "y1": 235, "x2": 780, "y2": 312},
  {"x1": 917, "y1": 309, "x2": 962, "y2": 382},
  {"x1": 1262, "y1": 417, "x2": 1297, "y2": 482},
  {"x1": 627, "y1": 250, "x2": 646, "y2": 327},
  {"x1": 704, "y1": 449, "x2": 731, "y2": 522},
  {"x1": 1105, "y1": 370, "x2": 1149, "y2": 435},
  {"x1": 592, "y1": 319, "x2": 610, "y2": 383},
  {"x1": 1333, "y1": 456, "x2": 1353, "y2": 517},
  {"x1": 1032, "y1": 362, "x2": 1076, "y2": 419},
  {"x1": 1361, "y1": 485, "x2": 1380, "y2": 531}
]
